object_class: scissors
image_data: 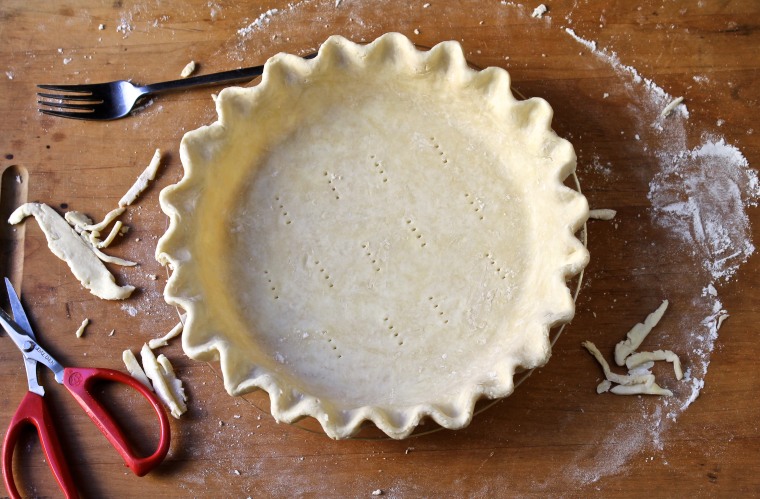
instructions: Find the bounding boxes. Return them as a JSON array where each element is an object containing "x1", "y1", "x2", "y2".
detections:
[{"x1": 0, "y1": 278, "x2": 171, "y2": 498}]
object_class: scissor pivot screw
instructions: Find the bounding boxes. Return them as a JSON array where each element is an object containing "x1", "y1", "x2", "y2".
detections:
[{"x1": 22, "y1": 341, "x2": 35, "y2": 352}]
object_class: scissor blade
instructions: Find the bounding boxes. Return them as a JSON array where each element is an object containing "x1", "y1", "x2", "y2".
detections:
[
  {"x1": 0, "y1": 307, "x2": 65, "y2": 384},
  {"x1": 4, "y1": 277, "x2": 35, "y2": 340},
  {"x1": 2, "y1": 279, "x2": 44, "y2": 394}
]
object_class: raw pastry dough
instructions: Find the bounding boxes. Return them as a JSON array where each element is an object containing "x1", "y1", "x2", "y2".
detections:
[
  {"x1": 156, "y1": 33, "x2": 589, "y2": 439},
  {"x1": 614, "y1": 300, "x2": 668, "y2": 366},
  {"x1": 180, "y1": 61, "x2": 197, "y2": 78},
  {"x1": 9, "y1": 203, "x2": 135, "y2": 300},
  {"x1": 119, "y1": 148, "x2": 162, "y2": 207},
  {"x1": 122, "y1": 349, "x2": 152, "y2": 390},
  {"x1": 148, "y1": 314, "x2": 186, "y2": 349},
  {"x1": 140, "y1": 344, "x2": 187, "y2": 419},
  {"x1": 625, "y1": 349, "x2": 683, "y2": 380},
  {"x1": 584, "y1": 300, "x2": 682, "y2": 397},
  {"x1": 588, "y1": 209, "x2": 616, "y2": 221},
  {"x1": 74, "y1": 318, "x2": 89, "y2": 338}
]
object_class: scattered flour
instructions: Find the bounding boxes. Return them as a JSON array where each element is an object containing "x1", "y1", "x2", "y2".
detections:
[
  {"x1": 563, "y1": 23, "x2": 756, "y2": 486},
  {"x1": 121, "y1": 304, "x2": 139, "y2": 317},
  {"x1": 116, "y1": 15, "x2": 134, "y2": 37},
  {"x1": 564, "y1": 28, "x2": 689, "y2": 121},
  {"x1": 237, "y1": 9, "x2": 281, "y2": 38},
  {"x1": 649, "y1": 137, "x2": 759, "y2": 281},
  {"x1": 208, "y1": 1, "x2": 223, "y2": 20}
]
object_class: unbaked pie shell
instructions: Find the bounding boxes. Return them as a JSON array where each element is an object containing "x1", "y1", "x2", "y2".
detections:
[{"x1": 156, "y1": 33, "x2": 589, "y2": 439}]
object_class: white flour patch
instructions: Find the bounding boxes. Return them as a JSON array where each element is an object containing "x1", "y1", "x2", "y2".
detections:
[
  {"x1": 649, "y1": 137, "x2": 759, "y2": 281},
  {"x1": 208, "y1": 1, "x2": 223, "y2": 20},
  {"x1": 237, "y1": 9, "x2": 281, "y2": 38},
  {"x1": 121, "y1": 304, "x2": 139, "y2": 317}
]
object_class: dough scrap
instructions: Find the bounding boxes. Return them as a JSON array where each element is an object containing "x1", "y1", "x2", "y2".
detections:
[
  {"x1": 610, "y1": 382, "x2": 672, "y2": 396},
  {"x1": 83, "y1": 207, "x2": 126, "y2": 233},
  {"x1": 148, "y1": 314, "x2": 186, "y2": 349},
  {"x1": 74, "y1": 318, "x2": 89, "y2": 338},
  {"x1": 614, "y1": 300, "x2": 669, "y2": 366},
  {"x1": 122, "y1": 349, "x2": 152, "y2": 390},
  {"x1": 660, "y1": 96, "x2": 684, "y2": 117},
  {"x1": 584, "y1": 300, "x2": 683, "y2": 396},
  {"x1": 157, "y1": 354, "x2": 187, "y2": 414},
  {"x1": 97, "y1": 220, "x2": 124, "y2": 249},
  {"x1": 9, "y1": 203, "x2": 135, "y2": 300},
  {"x1": 140, "y1": 344, "x2": 187, "y2": 419},
  {"x1": 180, "y1": 60, "x2": 196, "y2": 78},
  {"x1": 625, "y1": 349, "x2": 683, "y2": 380},
  {"x1": 65, "y1": 208, "x2": 127, "y2": 248},
  {"x1": 119, "y1": 148, "x2": 162, "y2": 207},
  {"x1": 596, "y1": 379, "x2": 612, "y2": 394},
  {"x1": 531, "y1": 4, "x2": 548, "y2": 18},
  {"x1": 79, "y1": 232, "x2": 137, "y2": 267},
  {"x1": 588, "y1": 209, "x2": 617, "y2": 221},
  {"x1": 716, "y1": 312, "x2": 729, "y2": 330},
  {"x1": 65, "y1": 211, "x2": 94, "y2": 231},
  {"x1": 582, "y1": 341, "x2": 655, "y2": 387}
]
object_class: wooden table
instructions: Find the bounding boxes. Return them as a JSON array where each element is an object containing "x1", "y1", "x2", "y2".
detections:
[{"x1": 1, "y1": 0, "x2": 759, "y2": 496}]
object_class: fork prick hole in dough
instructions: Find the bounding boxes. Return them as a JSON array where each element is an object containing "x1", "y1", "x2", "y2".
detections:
[{"x1": 361, "y1": 242, "x2": 382, "y2": 273}]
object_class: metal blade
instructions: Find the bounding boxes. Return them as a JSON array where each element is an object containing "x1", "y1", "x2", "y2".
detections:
[
  {"x1": 2, "y1": 280, "x2": 45, "y2": 394},
  {"x1": 0, "y1": 307, "x2": 65, "y2": 385},
  {"x1": 4, "y1": 278, "x2": 35, "y2": 340}
]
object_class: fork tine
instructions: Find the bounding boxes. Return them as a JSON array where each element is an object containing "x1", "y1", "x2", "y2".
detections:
[
  {"x1": 37, "y1": 100, "x2": 97, "y2": 111},
  {"x1": 39, "y1": 109, "x2": 94, "y2": 120},
  {"x1": 37, "y1": 92, "x2": 97, "y2": 101},
  {"x1": 37, "y1": 84, "x2": 97, "y2": 93}
]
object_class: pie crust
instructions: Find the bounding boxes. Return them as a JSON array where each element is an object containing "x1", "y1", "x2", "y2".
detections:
[{"x1": 156, "y1": 33, "x2": 589, "y2": 439}]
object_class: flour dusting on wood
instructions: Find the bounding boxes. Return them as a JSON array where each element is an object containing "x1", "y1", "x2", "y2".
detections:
[{"x1": 562, "y1": 22, "x2": 757, "y2": 485}]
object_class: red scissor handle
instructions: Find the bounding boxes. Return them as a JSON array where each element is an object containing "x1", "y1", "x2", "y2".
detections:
[
  {"x1": 2, "y1": 391, "x2": 78, "y2": 499},
  {"x1": 62, "y1": 366, "x2": 171, "y2": 477}
]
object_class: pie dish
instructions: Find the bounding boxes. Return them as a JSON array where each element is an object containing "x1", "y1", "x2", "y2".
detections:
[{"x1": 156, "y1": 33, "x2": 589, "y2": 439}]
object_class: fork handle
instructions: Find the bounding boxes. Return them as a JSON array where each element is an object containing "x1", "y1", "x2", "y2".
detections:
[{"x1": 140, "y1": 53, "x2": 316, "y2": 94}]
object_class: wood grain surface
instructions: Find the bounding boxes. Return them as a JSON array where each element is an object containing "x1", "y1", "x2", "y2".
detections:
[{"x1": 1, "y1": 0, "x2": 759, "y2": 497}]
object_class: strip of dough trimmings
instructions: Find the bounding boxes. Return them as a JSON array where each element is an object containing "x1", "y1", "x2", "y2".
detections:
[
  {"x1": 82, "y1": 206, "x2": 126, "y2": 233},
  {"x1": 611, "y1": 382, "x2": 672, "y2": 396},
  {"x1": 582, "y1": 341, "x2": 656, "y2": 386},
  {"x1": 614, "y1": 300, "x2": 669, "y2": 366},
  {"x1": 79, "y1": 232, "x2": 137, "y2": 267},
  {"x1": 625, "y1": 349, "x2": 683, "y2": 380},
  {"x1": 588, "y1": 209, "x2": 617, "y2": 221},
  {"x1": 140, "y1": 344, "x2": 187, "y2": 419},
  {"x1": 584, "y1": 300, "x2": 683, "y2": 396},
  {"x1": 148, "y1": 314, "x2": 186, "y2": 349},
  {"x1": 180, "y1": 60, "x2": 196, "y2": 78},
  {"x1": 660, "y1": 96, "x2": 684, "y2": 117},
  {"x1": 583, "y1": 341, "x2": 673, "y2": 396},
  {"x1": 66, "y1": 208, "x2": 126, "y2": 249},
  {"x1": 122, "y1": 349, "x2": 153, "y2": 390},
  {"x1": 156, "y1": 353, "x2": 187, "y2": 414},
  {"x1": 9, "y1": 203, "x2": 135, "y2": 300},
  {"x1": 119, "y1": 149, "x2": 162, "y2": 207},
  {"x1": 64, "y1": 211, "x2": 94, "y2": 232},
  {"x1": 97, "y1": 220, "x2": 124, "y2": 249},
  {"x1": 74, "y1": 318, "x2": 89, "y2": 338}
]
